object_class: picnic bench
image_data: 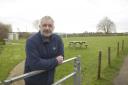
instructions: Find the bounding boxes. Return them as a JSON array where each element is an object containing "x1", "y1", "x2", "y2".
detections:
[
  {"x1": 69, "y1": 41, "x2": 88, "y2": 48},
  {"x1": 3, "y1": 38, "x2": 11, "y2": 44}
]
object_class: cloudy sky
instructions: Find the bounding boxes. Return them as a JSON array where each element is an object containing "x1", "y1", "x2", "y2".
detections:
[{"x1": 0, "y1": 0, "x2": 128, "y2": 33}]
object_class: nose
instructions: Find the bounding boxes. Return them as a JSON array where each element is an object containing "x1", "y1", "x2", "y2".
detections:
[{"x1": 46, "y1": 25, "x2": 49, "y2": 29}]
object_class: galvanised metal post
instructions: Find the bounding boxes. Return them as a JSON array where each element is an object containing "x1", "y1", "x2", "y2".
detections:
[
  {"x1": 76, "y1": 55, "x2": 81, "y2": 85},
  {"x1": 74, "y1": 58, "x2": 78, "y2": 85},
  {"x1": 74, "y1": 56, "x2": 81, "y2": 85}
]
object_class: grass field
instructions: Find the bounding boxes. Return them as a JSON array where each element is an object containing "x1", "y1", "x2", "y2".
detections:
[
  {"x1": 0, "y1": 40, "x2": 26, "y2": 80},
  {"x1": 0, "y1": 36, "x2": 128, "y2": 85},
  {"x1": 55, "y1": 36, "x2": 128, "y2": 85}
]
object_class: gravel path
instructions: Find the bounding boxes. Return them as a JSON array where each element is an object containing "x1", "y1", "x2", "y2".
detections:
[{"x1": 113, "y1": 57, "x2": 128, "y2": 85}]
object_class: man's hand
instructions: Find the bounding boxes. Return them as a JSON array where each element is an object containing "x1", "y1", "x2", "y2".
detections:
[{"x1": 56, "y1": 55, "x2": 63, "y2": 64}]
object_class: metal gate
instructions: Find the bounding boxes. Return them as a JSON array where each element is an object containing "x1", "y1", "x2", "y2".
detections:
[{"x1": 0, "y1": 56, "x2": 81, "y2": 85}]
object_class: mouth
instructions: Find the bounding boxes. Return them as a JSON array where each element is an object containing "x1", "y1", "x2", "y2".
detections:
[{"x1": 43, "y1": 30, "x2": 52, "y2": 34}]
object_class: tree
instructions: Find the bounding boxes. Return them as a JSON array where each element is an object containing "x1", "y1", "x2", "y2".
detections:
[
  {"x1": 97, "y1": 17, "x2": 116, "y2": 34},
  {"x1": 32, "y1": 19, "x2": 39, "y2": 30},
  {"x1": 19, "y1": 32, "x2": 32, "y2": 39},
  {"x1": 0, "y1": 22, "x2": 12, "y2": 41}
]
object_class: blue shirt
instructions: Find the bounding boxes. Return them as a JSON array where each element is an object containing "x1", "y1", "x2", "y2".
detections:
[{"x1": 24, "y1": 31, "x2": 64, "y2": 85}]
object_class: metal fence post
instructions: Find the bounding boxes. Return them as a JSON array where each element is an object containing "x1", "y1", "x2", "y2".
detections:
[
  {"x1": 77, "y1": 56, "x2": 81, "y2": 85},
  {"x1": 74, "y1": 56, "x2": 81, "y2": 85},
  {"x1": 74, "y1": 58, "x2": 78, "y2": 85}
]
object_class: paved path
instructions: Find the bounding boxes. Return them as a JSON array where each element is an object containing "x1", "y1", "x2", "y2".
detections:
[
  {"x1": 113, "y1": 57, "x2": 128, "y2": 85},
  {"x1": 8, "y1": 61, "x2": 25, "y2": 85}
]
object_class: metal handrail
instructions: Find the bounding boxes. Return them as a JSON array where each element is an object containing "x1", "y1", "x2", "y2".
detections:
[
  {"x1": 0, "y1": 57, "x2": 79, "y2": 85},
  {"x1": 62, "y1": 57, "x2": 77, "y2": 63},
  {"x1": 4, "y1": 70, "x2": 45, "y2": 84},
  {"x1": 52, "y1": 72, "x2": 77, "y2": 85}
]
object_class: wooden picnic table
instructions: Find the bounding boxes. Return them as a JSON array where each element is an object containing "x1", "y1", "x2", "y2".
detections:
[{"x1": 69, "y1": 41, "x2": 88, "y2": 48}]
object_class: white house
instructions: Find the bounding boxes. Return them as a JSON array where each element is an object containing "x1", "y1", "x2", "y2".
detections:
[{"x1": 8, "y1": 32, "x2": 19, "y2": 40}]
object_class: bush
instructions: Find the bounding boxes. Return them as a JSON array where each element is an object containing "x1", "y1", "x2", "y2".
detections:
[
  {"x1": 0, "y1": 39, "x2": 5, "y2": 45},
  {"x1": 0, "y1": 22, "x2": 12, "y2": 42},
  {"x1": 19, "y1": 32, "x2": 33, "y2": 39}
]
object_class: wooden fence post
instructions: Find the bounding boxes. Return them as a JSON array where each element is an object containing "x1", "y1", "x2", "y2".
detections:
[
  {"x1": 108, "y1": 47, "x2": 111, "y2": 66},
  {"x1": 97, "y1": 51, "x2": 102, "y2": 79},
  {"x1": 122, "y1": 40, "x2": 124, "y2": 51},
  {"x1": 117, "y1": 42, "x2": 119, "y2": 56}
]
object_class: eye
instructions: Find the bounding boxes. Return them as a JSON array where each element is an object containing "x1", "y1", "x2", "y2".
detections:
[
  {"x1": 48, "y1": 24, "x2": 52, "y2": 27},
  {"x1": 42, "y1": 24, "x2": 47, "y2": 27},
  {"x1": 42, "y1": 24, "x2": 53, "y2": 27}
]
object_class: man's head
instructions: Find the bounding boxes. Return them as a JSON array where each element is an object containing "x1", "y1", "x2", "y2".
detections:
[{"x1": 39, "y1": 16, "x2": 54, "y2": 37}]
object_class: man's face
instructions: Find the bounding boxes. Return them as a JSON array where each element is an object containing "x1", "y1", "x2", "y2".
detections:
[{"x1": 40, "y1": 19, "x2": 54, "y2": 37}]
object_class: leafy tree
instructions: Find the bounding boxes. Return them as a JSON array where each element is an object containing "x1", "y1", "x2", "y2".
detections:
[
  {"x1": 0, "y1": 22, "x2": 12, "y2": 41},
  {"x1": 97, "y1": 17, "x2": 116, "y2": 34},
  {"x1": 19, "y1": 32, "x2": 32, "y2": 39}
]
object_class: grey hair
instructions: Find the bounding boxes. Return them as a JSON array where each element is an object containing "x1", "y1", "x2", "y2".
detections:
[{"x1": 39, "y1": 16, "x2": 54, "y2": 27}]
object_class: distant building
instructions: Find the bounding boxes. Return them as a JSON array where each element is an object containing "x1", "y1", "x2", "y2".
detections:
[{"x1": 8, "y1": 32, "x2": 19, "y2": 40}]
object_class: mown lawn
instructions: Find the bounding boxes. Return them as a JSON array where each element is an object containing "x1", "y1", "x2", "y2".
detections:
[
  {"x1": 0, "y1": 36, "x2": 128, "y2": 85},
  {"x1": 0, "y1": 40, "x2": 26, "y2": 80},
  {"x1": 55, "y1": 36, "x2": 128, "y2": 85}
]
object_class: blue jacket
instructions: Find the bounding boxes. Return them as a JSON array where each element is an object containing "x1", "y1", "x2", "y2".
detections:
[{"x1": 24, "y1": 32, "x2": 64, "y2": 85}]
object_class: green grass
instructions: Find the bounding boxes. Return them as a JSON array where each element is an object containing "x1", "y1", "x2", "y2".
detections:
[
  {"x1": 0, "y1": 36, "x2": 128, "y2": 85},
  {"x1": 0, "y1": 40, "x2": 26, "y2": 80},
  {"x1": 55, "y1": 36, "x2": 128, "y2": 85}
]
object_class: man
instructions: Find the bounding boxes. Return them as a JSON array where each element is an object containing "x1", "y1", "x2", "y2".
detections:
[{"x1": 24, "y1": 16, "x2": 64, "y2": 85}]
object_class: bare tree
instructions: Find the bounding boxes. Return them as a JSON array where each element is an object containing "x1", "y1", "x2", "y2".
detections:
[
  {"x1": 32, "y1": 19, "x2": 39, "y2": 30},
  {"x1": 97, "y1": 17, "x2": 116, "y2": 34}
]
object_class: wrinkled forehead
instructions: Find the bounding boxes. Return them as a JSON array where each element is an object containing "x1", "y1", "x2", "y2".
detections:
[
  {"x1": 41, "y1": 19, "x2": 54, "y2": 25},
  {"x1": 40, "y1": 16, "x2": 54, "y2": 25}
]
